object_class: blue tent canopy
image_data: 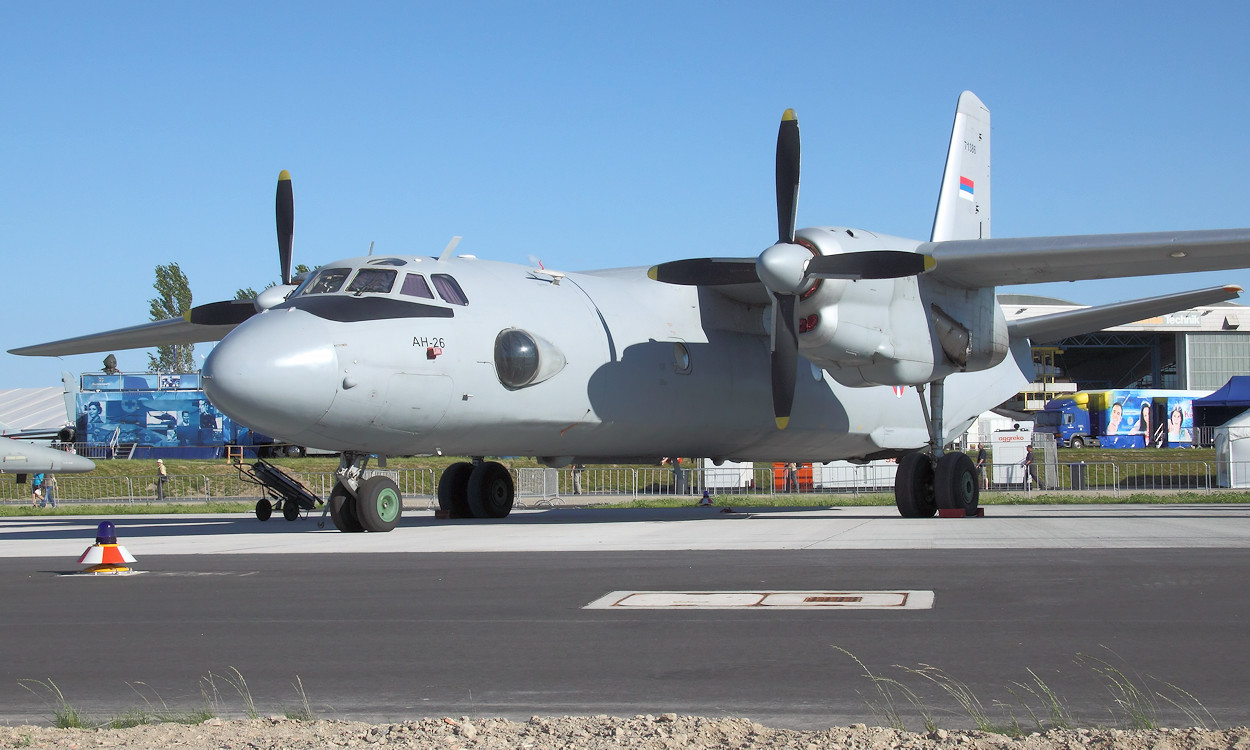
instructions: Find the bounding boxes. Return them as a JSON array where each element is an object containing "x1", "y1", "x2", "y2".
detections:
[{"x1": 1194, "y1": 377, "x2": 1250, "y2": 428}]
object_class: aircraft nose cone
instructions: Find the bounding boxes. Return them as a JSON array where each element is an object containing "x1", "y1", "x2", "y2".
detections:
[
  {"x1": 58, "y1": 452, "x2": 96, "y2": 473},
  {"x1": 203, "y1": 309, "x2": 338, "y2": 440}
]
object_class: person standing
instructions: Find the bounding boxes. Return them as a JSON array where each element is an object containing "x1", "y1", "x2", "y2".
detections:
[
  {"x1": 31, "y1": 472, "x2": 44, "y2": 507},
  {"x1": 784, "y1": 462, "x2": 798, "y2": 493},
  {"x1": 156, "y1": 459, "x2": 168, "y2": 501},
  {"x1": 42, "y1": 473, "x2": 57, "y2": 508},
  {"x1": 571, "y1": 464, "x2": 584, "y2": 495},
  {"x1": 1021, "y1": 445, "x2": 1038, "y2": 491},
  {"x1": 975, "y1": 444, "x2": 988, "y2": 489}
]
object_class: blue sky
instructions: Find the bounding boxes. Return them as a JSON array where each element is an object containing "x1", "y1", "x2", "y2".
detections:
[{"x1": 4, "y1": 2, "x2": 1249, "y2": 389}]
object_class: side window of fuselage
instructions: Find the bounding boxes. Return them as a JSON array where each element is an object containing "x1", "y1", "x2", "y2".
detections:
[
  {"x1": 431, "y1": 274, "x2": 469, "y2": 305},
  {"x1": 400, "y1": 273, "x2": 435, "y2": 299}
]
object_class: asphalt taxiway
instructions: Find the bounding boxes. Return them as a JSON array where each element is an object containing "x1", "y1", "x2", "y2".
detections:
[{"x1": 2, "y1": 504, "x2": 1249, "y2": 729}]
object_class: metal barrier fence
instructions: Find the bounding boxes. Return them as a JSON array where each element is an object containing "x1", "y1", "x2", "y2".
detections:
[
  {"x1": 0, "y1": 468, "x2": 439, "y2": 506},
  {"x1": 6, "y1": 462, "x2": 1250, "y2": 507}
]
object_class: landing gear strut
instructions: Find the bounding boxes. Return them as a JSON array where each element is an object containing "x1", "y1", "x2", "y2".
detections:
[
  {"x1": 893, "y1": 379, "x2": 980, "y2": 518},
  {"x1": 322, "y1": 452, "x2": 403, "y2": 532},
  {"x1": 437, "y1": 458, "x2": 515, "y2": 518}
]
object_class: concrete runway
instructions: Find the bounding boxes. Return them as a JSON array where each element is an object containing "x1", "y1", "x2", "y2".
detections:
[{"x1": 2, "y1": 504, "x2": 1249, "y2": 729}]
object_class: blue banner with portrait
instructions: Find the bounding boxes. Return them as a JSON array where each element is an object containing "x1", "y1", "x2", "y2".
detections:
[
  {"x1": 1101, "y1": 390, "x2": 1149, "y2": 449},
  {"x1": 75, "y1": 390, "x2": 256, "y2": 458},
  {"x1": 1165, "y1": 397, "x2": 1195, "y2": 447}
]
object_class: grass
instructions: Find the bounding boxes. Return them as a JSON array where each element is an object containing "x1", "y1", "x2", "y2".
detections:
[
  {"x1": 15, "y1": 654, "x2": 1221, "y2": 734},
  {"x1": 832, "y1": 647, "x2": 1218, "y2": 735}
]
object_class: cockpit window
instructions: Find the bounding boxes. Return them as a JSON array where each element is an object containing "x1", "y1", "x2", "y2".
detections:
[
  {"x1": 368, "y1": 258, "x2": 408, "y2": 266},
  {"x1": 431, "y1": 274, "x2": 469, "y2": 305},
  {"x1": 347, "y1": 268, "x2": 397, "y2": 294},
  {"x1": 400, "y1": 273, "x2": 435, "y2": 299},
  {"x1": 301, "y1": 268, "x2": 350, "y2": 295}
]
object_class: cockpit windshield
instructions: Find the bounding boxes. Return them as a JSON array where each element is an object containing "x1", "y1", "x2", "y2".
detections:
[
  {"x1": 347, "y1": 268, "x2": 397, "y2": 294},
  {"x1": 300, "y1": 268, "x2": 350, "y2": 295}
]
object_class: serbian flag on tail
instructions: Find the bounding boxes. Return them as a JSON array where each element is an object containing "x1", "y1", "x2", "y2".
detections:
[{"x1": 959, "y1": 176, "x2": 975, "y2": 201}]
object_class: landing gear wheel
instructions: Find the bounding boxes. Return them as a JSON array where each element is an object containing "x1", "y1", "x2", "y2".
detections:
[
  {"x1": 935, "y1": 452, "x2": 980, "y2": 516},
  {"x1": 328, "y1": 482, "x2": 364, "y2": 533},
  {"x1": 282, "y1": 499, "x2": 300, "y2": 521},
  {"x1": 255, "y1": 498, "x2": 273, "y2": 522},
  {"x1": 894, "y1": 453, "x2": 936, "y2": 518},
  {"x1": 468, "y1": 462, "x2": 515, "y2": 518},
  {"x1": 357, "y1": 476, "x2": 403, "y2": 532},
  {"x1": 438, "y1": 462, "x2": 475, "y2": 517}
]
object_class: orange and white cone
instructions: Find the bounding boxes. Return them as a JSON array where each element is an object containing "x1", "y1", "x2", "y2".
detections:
[{"x1": 78, "y1": 521, "x2": 137, "y2": 574}]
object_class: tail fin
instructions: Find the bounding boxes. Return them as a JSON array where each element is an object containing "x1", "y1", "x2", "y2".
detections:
[{"x1": 931, "y1": 91, "x2": 990, "y2": 242}]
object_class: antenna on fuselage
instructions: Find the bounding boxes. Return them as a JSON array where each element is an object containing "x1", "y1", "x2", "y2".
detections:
[
  {"x1": 367, "y1": 241, "x2": 374, "y2": 256},
  {"x1": 438, "y1": 236, "x2": 462, "y2": 261}
]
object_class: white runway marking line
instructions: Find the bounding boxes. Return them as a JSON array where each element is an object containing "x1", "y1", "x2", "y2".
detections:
[{"x1": 584, "y1": 590, "x2": 935, "y2": 610}]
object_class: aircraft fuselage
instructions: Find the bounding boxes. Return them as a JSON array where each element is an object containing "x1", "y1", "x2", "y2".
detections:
[{"x1": 202, "y1": 251, "x2": 1032, "y2": 464}]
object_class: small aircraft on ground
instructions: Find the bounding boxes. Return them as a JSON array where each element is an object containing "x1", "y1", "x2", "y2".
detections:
[
  {"x1": 13, "y1": 91, "x2": 1250, "y2": 531},
  {"x1": 0, "y1": 437, "x2": 96, "y2": 474}
]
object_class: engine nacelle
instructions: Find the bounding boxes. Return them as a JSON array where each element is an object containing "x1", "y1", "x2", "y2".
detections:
[{"x1": 792, "y1": 227, "x2": 1008, "y2": 387}]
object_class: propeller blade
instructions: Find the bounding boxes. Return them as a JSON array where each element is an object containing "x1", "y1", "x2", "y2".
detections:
[
  {"x1": 770, "y1": 292, "x2": 799, "y2": 429},
  {"x1": 775, "y1": 109, "x2": 800, "y2": 244},
  {"x1": 187, "y1": 299, "x2": 259, "y2": 327},
  {"x1": 806, "y1": 251, "x2": 936, "y2": 280},
  {"x1": 648, "y1": 258, "x2": 759, "y2": 286},
  {"x1": 276, "y1": 170, "x2": 294, "y2": 285}
]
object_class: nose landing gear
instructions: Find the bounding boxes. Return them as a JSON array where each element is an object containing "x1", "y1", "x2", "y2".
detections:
[{"x1": 323, "y1": 452, "x2": 404, "y2": 532}]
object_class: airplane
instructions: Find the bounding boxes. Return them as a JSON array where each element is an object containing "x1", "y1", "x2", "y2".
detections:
[
  {"x1": 0, "y1": 437, "x2": 96, "y2": 475},
  {"x1": 12, "y1": 90, "x2": 1250, "y2": 532}
]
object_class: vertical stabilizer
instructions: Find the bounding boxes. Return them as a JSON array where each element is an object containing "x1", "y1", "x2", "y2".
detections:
[
  {"x1": 61, "y1": 370, "x2": 78, "y2": 426},
  {"x1": 931, "y1": 91, "x2": 990, "y2": 242}
]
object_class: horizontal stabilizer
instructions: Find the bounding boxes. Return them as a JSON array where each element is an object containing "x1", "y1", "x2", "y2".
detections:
[
  {"x1": 923, "y1": 228, "x2": 1250, "y2": 289},
  {"x1": 1008, "y1": 285, "x2": 1242, "y2": 344},
  {"x1": 9, "y1": 316, "x2": 239, "y2": 357}
]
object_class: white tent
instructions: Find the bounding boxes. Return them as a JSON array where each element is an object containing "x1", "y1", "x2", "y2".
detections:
[{"x1": 1214, "y1": 410, "x2": 1250, "y2": 488}]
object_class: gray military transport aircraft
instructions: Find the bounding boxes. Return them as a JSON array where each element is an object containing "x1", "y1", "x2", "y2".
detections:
[{"x1": 12, "y1": 91, "x2": 1250, "y2": 531}]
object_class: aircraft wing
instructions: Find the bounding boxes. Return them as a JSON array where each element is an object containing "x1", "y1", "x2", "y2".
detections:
[
  {"x1": 922, "y1": 228, "x2": 1250, "y2": 288},
  {"x1": 8, "y1": 316, "x2": 240, "y2": 357},
  {"x1": 1008, "y1": 284, "x2": 1242, "y2": 344}
]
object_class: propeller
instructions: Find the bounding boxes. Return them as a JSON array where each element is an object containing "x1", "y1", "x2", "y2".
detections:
[
  {"x1": 187, "y1": 170, "x2": 297, "y2": 326},
  {"x1": 276, "y1": 169, "x2": 294, "y2": 285},
  {"x1": 648, "y1": 110, "x2": 937, "y2": 429},
  {"x1": 765, "y1": 109, "x2": 803, "y2": 429}
]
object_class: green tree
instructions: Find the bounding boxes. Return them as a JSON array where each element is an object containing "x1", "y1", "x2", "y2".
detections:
[
  {"x1": 147, "y1": 262, "x2": 196, "y2": 373},
  {"x1": 235, "y1": 264, "x2": 313, "y2": 300}
]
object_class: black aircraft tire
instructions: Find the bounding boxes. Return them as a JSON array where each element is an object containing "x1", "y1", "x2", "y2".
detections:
[
  {"x1": 328, "y1": 482, "x2": 364, "y2": 533},
  {"x1": 935, "y1": 452, "x2": 980, "y2": 516},
  {"x1": 438, "y1": 462, "x2": 475, "y2": 517},
  {"x1": 282, "y1": 499, "x2": 300, "y2": 522},
  {"x1": 356, "y1": 476, "x2": 403, "y2": 532},
  {"x1": 255, "y1": 498, "x2": 273, "y2": 522},
  {"x1": 894, "y1": 453, "x2": 937, "y2": 518},
  {"x1": 467, "y1": 462, "x2": 515, "y2": 519}
]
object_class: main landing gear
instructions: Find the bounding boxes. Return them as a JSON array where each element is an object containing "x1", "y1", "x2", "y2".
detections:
[
  {"x1": 323, "y1": 452, "x2": 404, "y2": 533},
  {"x1": 892, "y1": 380, "x2": 980, "y2": 518},
  {"x1": 437, "y1": 459, "x2": 515, "y2": 518}
]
